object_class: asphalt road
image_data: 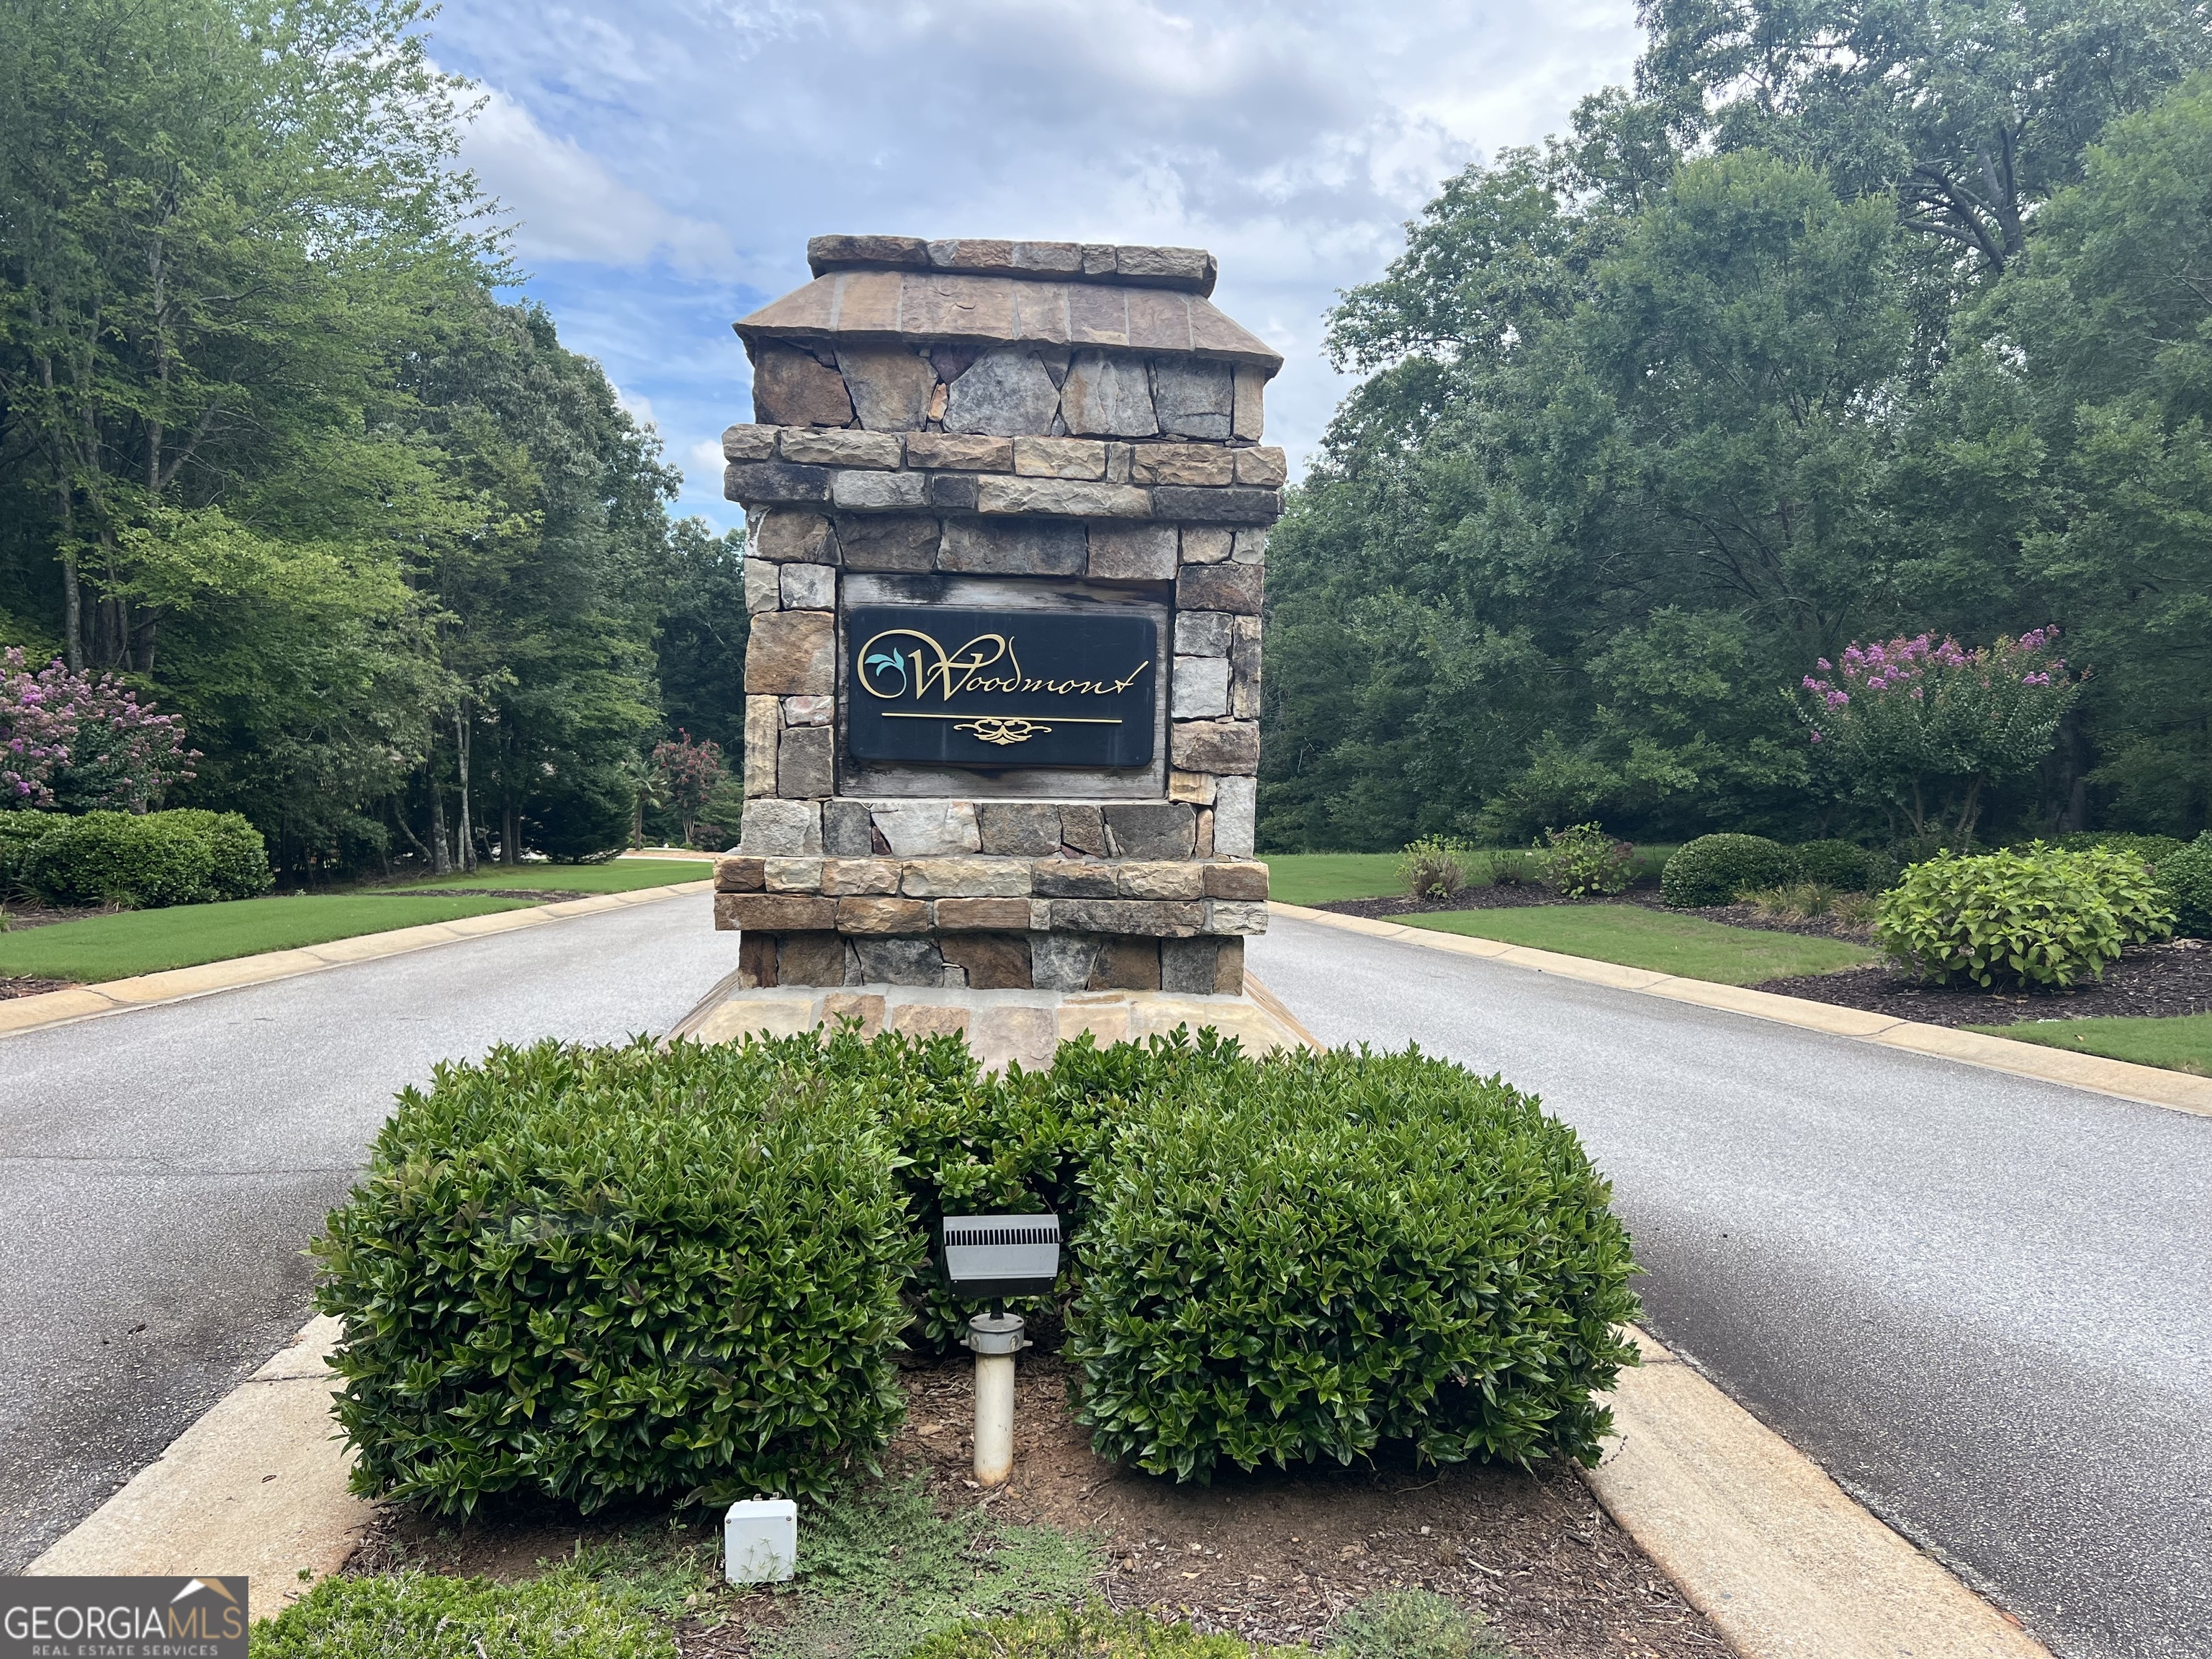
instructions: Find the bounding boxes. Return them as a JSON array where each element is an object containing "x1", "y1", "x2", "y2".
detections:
[
  {"x1": 1250, "y1": 915, "x2": 2212, "y2": 1659},
  {"x1": 0, "y1": 889, "x2": 734, "y2": 1570}
]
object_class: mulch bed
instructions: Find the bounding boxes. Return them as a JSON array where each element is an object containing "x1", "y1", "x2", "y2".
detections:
[
  {"x1": 1753, "y1": 937, "x2": 2212, "y2": 1028},
  {"x1": 0, "y1": 901, "x2": 106, "y2": 931},
  {"x1": 351, "y1": 1355, "x2": 1726, "y2": 1659},
  {"x1": 0, "y1": 976, "x2": 73, "y2": 1000},
  {"x1": 1316, "y1": 886, "x2": 1581, "y2": 920}
]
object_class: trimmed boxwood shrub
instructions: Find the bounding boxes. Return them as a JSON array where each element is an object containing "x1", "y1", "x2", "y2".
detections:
[
  {"x1": 1874, "y1": 844, "x2": 2174, "y2": 989},
  {"x1": 1068, "y1": 1046, "x2": 1639, "y2": 1483},
  {"x1": 1660, "y1": 833, "x2": 1794, "y2": 907},
  {"x1": 0, "y1": 811, "x2": 63, "y2": 897},
  {"x1": 23, "y1": 808, "x2": 270, "y2": 907},
  {"x1": 2043, "y1": 830, "x2": 2190, "y2": 868},
  {"x1": 1789, "y1": 839, "x2": 1892, "y2": 892},
  {"x1": 313, "y1": 1036, "x2": 917, "y2": 1515},
  {"x1": 2158, "y1": 832, "x2": 2212, "y2": 938}
]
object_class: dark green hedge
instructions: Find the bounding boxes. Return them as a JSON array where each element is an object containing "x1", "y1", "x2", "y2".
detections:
[
  {"x1": 1068, "y1": 1046, "x2": 1639, "y2": 1482},
  {"x1": 313, "y1": 1038, "x2": 915, "y2": 1515},
  {"x1": 317, "y1": 1028, "x2": 1641, "y2": 1509},
  {"x1": 1788, "y1": 839, "x2": 1894, "y2": 892},
  {"x1": 0, "y1": 811, "x2": 62, "y2": 897},
  {"x1": 22, "y1": 808, "x2": 269, "y2": 907},
  {"x1": 1659, "y1": 833, "x2": 1794, "y2": 907},
  {"x1": 2155, "y1": 832, "x2": 2212, "y2": 938}
]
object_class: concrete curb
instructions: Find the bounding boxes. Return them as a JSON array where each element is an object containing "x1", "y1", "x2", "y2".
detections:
[
  {"x1": 27, "y1": 1316, "x2": 366, "y2": 1608},
  {"x1": 0, "y1": 881, "x2": 714, "y2": 1041},
  {"x1": 1270, "y1": 902, "x2": 2212, "y2": 1118},
  {"x1": 1590, "y1": 1328, "x2": 2049, "y2": 1659}
]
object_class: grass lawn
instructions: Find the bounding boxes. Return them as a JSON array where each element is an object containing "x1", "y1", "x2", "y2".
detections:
[
  {"x1": 1264, "y1": 846, "x2": 1681, "y2": 908},
  {"x1": 1402, "y1": 903, "x2": 1876, "y2": 986},
  {"x1": 392, "y1": 858, "x2": 711, "y2": 894},
  {"x1": 1263, "y1": 853, "x2": 1406, "y2": 906},
  {"x1": 0, "y1": 894, "x2": 534, "y2": 983},
  {"x1": 1967, "y1": 1012, "x2": 2212, "y2": 1077}
]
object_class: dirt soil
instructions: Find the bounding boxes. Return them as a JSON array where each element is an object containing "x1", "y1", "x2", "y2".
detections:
[
  {"x1": 1754, "y1": 936, "x2": 2212, "y2": 1028},
  {"x1": 0, "y1": 901, "x2": 107, "y2": 932},
  {"x1": 354, "y1": 1357, "x2": 1727, "y2": 1659}
]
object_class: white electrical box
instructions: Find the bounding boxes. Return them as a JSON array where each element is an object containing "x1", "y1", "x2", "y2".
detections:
[{"x1": 724, "y1": 1497, "x2": 798, "y2": 1584}]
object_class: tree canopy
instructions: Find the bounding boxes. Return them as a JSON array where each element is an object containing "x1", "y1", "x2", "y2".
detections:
[
  {"x1": 1262, "y1": 2, "x2": 2212, "y2": 851},
  {"x1": 0, "y1": 0, "x2": 745, "y2": 871}
]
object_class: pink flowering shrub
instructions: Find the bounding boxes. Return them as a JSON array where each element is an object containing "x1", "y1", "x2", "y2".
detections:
[
  {"x1": 1796, "y1": 629, "x2": 2077, "y2": 842},
  {"x1": 649, "y1": 730, "x2": 725, "y2": 848},
  {"x1": 1, "y1": 649, "x2": 196, "y2": 812}
]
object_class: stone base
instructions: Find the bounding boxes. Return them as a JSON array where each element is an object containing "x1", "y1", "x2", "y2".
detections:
[
  {"x1": 733, "y1": 932, "x2": 1243, "y2": 995},
  {"x1": 674, "y1": 984, "x2": 1303, "y2": 1073}
]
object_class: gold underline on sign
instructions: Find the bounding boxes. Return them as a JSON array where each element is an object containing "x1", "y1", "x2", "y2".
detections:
[{"x1": 881, "y1": 713, "x2": 1122, "y2": 724}]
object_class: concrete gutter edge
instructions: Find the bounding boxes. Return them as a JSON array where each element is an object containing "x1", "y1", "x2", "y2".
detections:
[
  {"x1": 1588, "y1": 1327, "x2": 2050, "y2": 1659},
  {"x1": 0, "y1": 881, "x2": 714, "y2": 1041},
  {"x1": 1270, "y1": 902, "x2": 2212, "y2": 1119}
]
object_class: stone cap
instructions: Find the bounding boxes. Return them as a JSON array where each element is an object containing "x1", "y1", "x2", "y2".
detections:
[
  {"x1": 809, "y1": 235, "x2": 1218, "y2": 297},
  {"x1": 737, "y1": 270, "x2": 1281, "y2": 374}
]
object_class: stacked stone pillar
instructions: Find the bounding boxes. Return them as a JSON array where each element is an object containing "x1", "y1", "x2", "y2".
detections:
[{"x1": 714, "y1": 235, "x2": 1280, "y2": 997}]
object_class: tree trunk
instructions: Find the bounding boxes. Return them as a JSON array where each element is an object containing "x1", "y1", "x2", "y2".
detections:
[
  {"x1": 454, "y1": 706, "x2": 476, "y2": 873},
  {"x1": 426, "y1": 740, "x2": 453, "y2": 877}
]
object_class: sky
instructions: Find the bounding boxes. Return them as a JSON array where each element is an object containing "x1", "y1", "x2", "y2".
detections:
[{"x1": 426, "y1": 1, "x2": 1645, "y2": 533}]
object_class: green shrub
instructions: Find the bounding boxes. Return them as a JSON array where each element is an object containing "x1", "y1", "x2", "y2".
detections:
[
  {"x1": 24, "y1": 808, "x2": 270, "y2": 907},
  {"x1": 1874, "y1": 844, "x2": 2175, "y2": 989},
  {"x1": 907, "y1": 1606, "x2": 1258, "y2": 1659},
  {"x1": 1659, "y1": 834, "x2": 1794, "y2": 907},
  {"x1": 2159, "y1": 832, "x2": 2212, "y2": 938},
  {"x1": 251, "y1": 1568, "x2": 675, "y2": 1658},
  {"x1": 1789, "y1": 840, "x2": 1892, "y2": 892},
  {"x1": 0, "y1": 811, "x2": 63, "y2": 896},
  {"x1": 1332, "y1": 1590, "x2": 1514, "y2": 1659},
  {"x1": 2042, "y1": 830, "x2": 2190, "y2": 868},
  {"x1": 1398, "y1": 836, "x2": 1470, "y2": 900},
  {"x1": 1537, "y1": 823, "x2": 1633, "y2": 896},
  {"x1": 313, "y1": 1035, "x2": 916, "y2": 1515},
  {"x1": 1069, "y1": 1047, "x2": 1638, "y2": 1483}
]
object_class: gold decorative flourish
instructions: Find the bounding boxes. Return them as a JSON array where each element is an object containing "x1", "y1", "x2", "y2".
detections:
[{"x1": 955, "y1": 716, "x2": 1051, "y2": 745}]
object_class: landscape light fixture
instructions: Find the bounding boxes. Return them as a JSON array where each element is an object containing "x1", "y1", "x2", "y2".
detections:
[{"x1": 936, "y1": 1213, "x2": 1061, "y2": 1486}]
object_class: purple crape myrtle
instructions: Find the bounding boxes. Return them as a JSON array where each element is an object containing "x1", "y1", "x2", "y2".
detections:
[
  {"x1": 1794, "y1": 628, "x2": 2077, "y2": 840},
  {"x1": 0, "y1": 647, "x2": 197, "y2": 812}
]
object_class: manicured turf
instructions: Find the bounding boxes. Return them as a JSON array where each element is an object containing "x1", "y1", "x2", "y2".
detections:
[
  {"x1": 0, "y1": 894, "x2": 534, "y2": 983},
  {"x1": 1264, "y1": 846, "x2": 1681, "y2": 908},
  {"x1": 1262, "y1": 853, "x2": 1407, "y2": 906},
  {"x1": 1967, "y1": 1013, "x2": 2212, "y2": 1077},
  {"x1": 392, "y1": 858, "x2": 711, "y2": 894},
  {"x1": 1401, "y1": 903, "x2": 1876, "y2": 986}
]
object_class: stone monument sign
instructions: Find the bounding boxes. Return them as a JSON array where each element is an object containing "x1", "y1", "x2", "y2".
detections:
[{"x1": 713, "y1": 235, "x2": 1280, "y2": 998}]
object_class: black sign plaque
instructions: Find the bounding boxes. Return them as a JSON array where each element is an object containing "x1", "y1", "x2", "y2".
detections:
[{"x1": 846, "y1": 606, "x2": 1156, "y2": 769}]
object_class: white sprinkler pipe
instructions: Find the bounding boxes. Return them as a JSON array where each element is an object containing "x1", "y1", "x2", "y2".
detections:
[{"x1": 968, "y1": 1313, "x2": 1023, "y2": 1486}]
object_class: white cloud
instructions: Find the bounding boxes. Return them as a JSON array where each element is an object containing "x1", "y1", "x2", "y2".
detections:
[{"x1": 462, "y1": 86, "x2": 737, "y2": 275}]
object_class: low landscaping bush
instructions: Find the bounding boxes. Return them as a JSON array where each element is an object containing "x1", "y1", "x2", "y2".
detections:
[
  {"x1": 252, "y1": 1568, "x2": 675, "y2": 1659},
  {"x1": 1874, "y1": 843, "x2": 2175, "y2": 989},
  {"x1": 1788, "y1": 840, "x2": 1892, "y2": 892},
  {"x1": 23, "y1": 808, "x2": 269, "y2": 907},
  {"x1": 2041, "y1": 830, "x2": 2190, "y2": 868},
  {"x1": 313, "y1": 1036, "x2": 916, "y2": 1515},
  {"x1": 1069, "y1": 1047, "x2": 1639, "y2": 1483},
  {"x1": 2159, "y1": 832, "x2": 2212, "y2": 938},
  {"x1": 1398, "y1": 836, "x2": 1471, "y2": 901},
  {"x1": 1536, "y1": 823, "x2": 1634, "y2": 897},
  {"x1": 0, "y1": 811, "x2": 61, "y2": 897},
  {"x1": 1659, "y1": 834, "x2": 1794, "y2": 907}
]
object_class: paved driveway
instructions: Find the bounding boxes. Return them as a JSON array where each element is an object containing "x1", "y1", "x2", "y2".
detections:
[
  {"x1": 0, "y1": 890, "x2": 733, "y2": 1569},
  {"x1": 1250, "y1": 915, "x2": 2212, "y2": 1659}
]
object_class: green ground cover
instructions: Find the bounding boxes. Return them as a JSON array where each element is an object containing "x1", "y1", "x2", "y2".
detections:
[
  {"x1": 1402, "y1": 904, "x2": 1875, "y2": 986},
  {"x1": 392, "y1": 858, "x2": 710, "y2": 893},
  {"x1": 1967, "y1": 1013, "x2": 2212, "y2": 1077},
  {"x1": 1262, "y1": 853, "x2": 1406, "y2": 905},
  {"x1": 0, "y1": 894, "x2": 532, "y2": 983}
]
